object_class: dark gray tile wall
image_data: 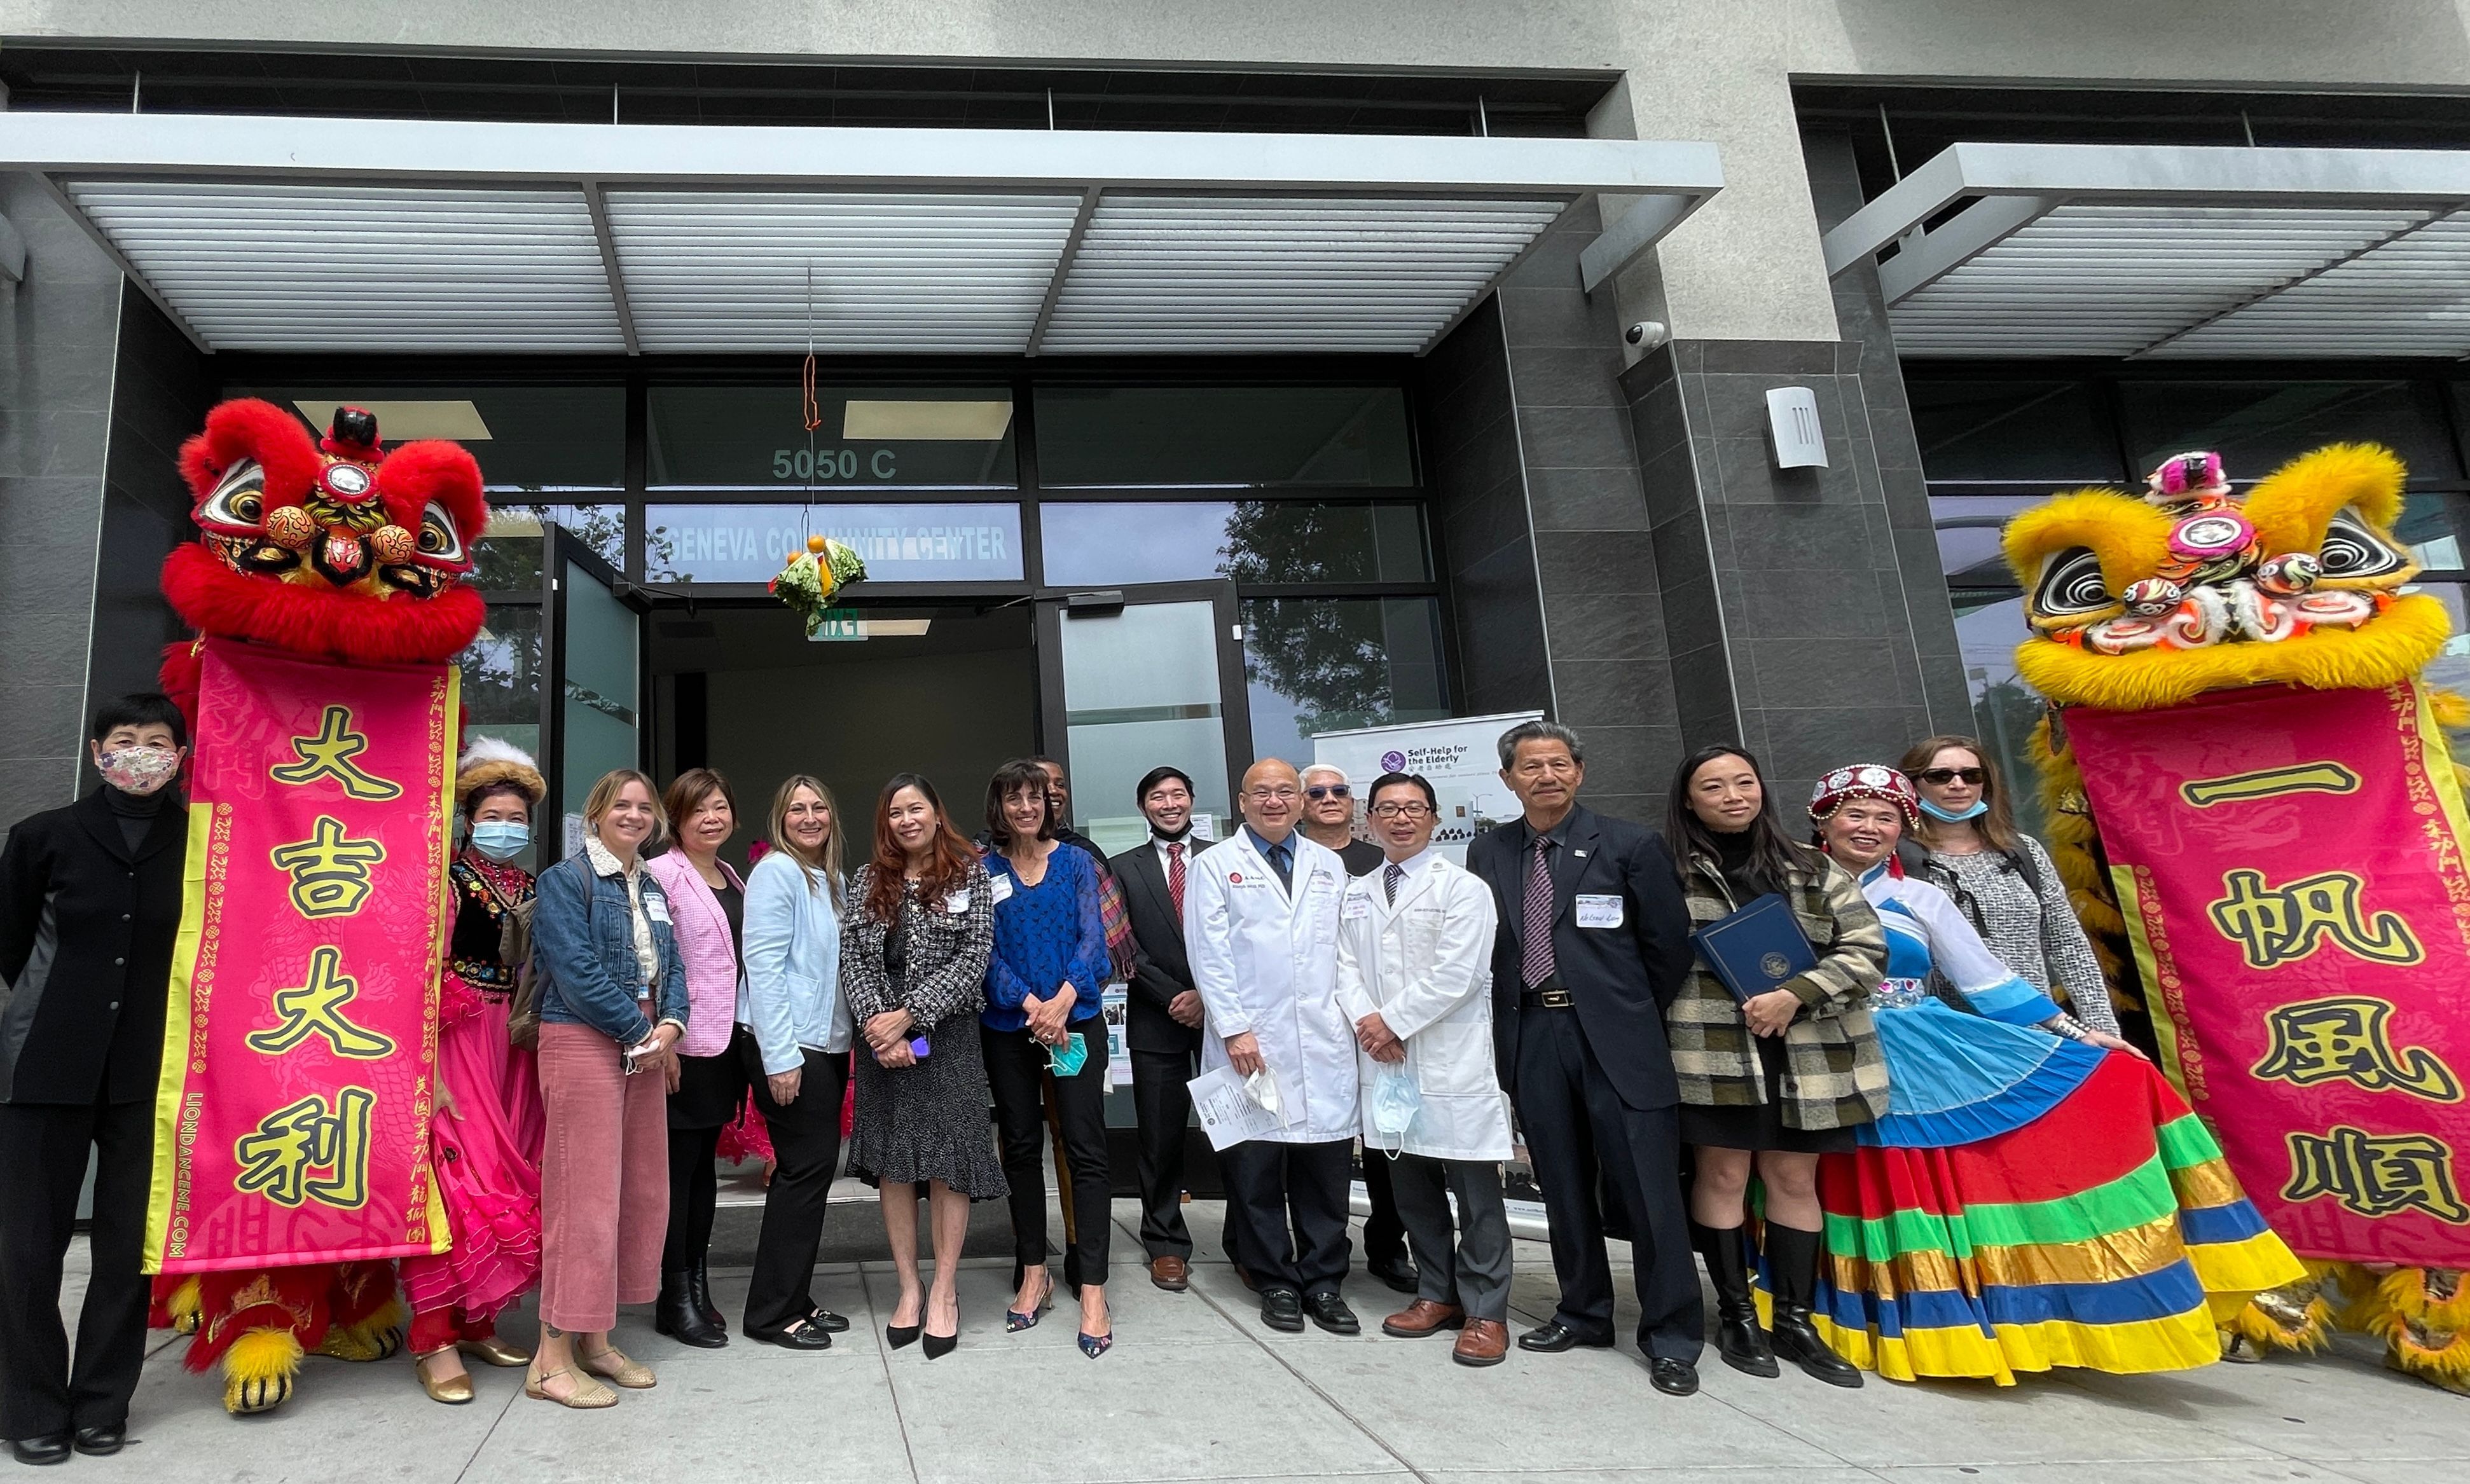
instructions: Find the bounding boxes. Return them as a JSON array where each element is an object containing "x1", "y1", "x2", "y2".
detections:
[
  {"x1": 85, "y1": 285, "x2": 214, "y2": 772},
  {"x1": 0, "y1": 179, "x2": 125, "y2": 837}
]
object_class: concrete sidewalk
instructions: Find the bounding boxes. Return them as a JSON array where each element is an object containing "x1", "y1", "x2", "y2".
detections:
[{"x1": 48, "y1": 1199, "x2": 2467, "y2": 1484}]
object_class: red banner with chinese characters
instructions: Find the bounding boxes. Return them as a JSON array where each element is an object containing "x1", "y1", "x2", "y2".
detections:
[
  {"x1": 146, "y1": 638, "x2": 455, "y2": 1274},
  {"x1": 2071, "y1": 680, "x2": 2470, "y2": 1267}
]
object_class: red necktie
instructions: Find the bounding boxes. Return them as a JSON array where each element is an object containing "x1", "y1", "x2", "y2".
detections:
[{"x1": 1167, "y1": 841, "x2": 1186, "y2": 917}]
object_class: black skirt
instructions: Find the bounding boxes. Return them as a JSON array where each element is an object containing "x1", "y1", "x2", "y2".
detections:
[
  {"x1": 668, "y1": 1042, "x2": 750, "y2": 1130},
  {"x1": 1678, "y1": 1034, "x2": 1860, "y2": 1155}
]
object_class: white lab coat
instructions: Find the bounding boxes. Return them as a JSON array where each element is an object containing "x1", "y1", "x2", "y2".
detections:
[
  {"x1": 1184, "y1": 829, "x2": 1358, "y2": 1144},
  {"x1": 1334, "y1": 855, "x2": 1512, "y2": 1162}
]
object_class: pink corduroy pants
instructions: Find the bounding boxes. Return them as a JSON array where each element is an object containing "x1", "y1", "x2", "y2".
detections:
[{"x1": 535, "y1": 1022, "x2": 670, "y2": 1333}]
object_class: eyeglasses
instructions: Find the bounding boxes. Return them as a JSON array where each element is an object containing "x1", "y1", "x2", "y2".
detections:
[
  {"x1": 1304, "y1": 784, "x2": 1351, "y2": 800},
  {"x1": 1245, "y1": 786, "x2": 1301, "y2": 802},
  {"x1": 1913, "y1": 767, "x2": 1987, "y2": 786},
  {"x1": 1369, "y1": 801, "x2": 1433, "y2": 820}
]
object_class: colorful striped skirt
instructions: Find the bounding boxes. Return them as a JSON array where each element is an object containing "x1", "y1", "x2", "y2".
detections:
[{"x1": 1809, "y1": 1050, "x2": 2304, "y2": 1384}]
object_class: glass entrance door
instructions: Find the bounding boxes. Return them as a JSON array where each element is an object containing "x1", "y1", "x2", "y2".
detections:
[
  {"x1": 541, "y1": 523, "x2": 650, "y2": 859},
  {"x1": 1037, "y1": 582, "x2": 1252, "y2": 854}
]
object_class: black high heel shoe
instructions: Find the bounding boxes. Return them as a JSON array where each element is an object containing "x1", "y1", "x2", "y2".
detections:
[
  {"x1": 923, "y1": 1295, "x2": 959, "y2": 1359},
  {"x1": 886, "y1": 1294, "x2": 923, "y2": 1350}
]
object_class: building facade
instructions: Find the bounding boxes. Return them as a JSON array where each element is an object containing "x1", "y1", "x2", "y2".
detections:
[{"x1": 5, "y1": 2, "x2": 2469, "y2": 854}]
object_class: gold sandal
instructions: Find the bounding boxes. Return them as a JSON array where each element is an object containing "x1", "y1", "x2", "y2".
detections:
[
  {"x1": 524, "y1": 1364, "x2": 618, "y2": 1410},
  {"x1": 458, "y1": 1335, "x2": 533, "y2": 1368},
  {"x1": 414, "y1": 1346, "x2": 474, "y2": 1405},
  {"x1": 577, "y1": 1344, "x2": 656, "y2": 1389}
]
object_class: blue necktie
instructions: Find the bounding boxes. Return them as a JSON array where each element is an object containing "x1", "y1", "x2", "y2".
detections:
[{"x1": 1263, "y1": 840, "x2": 1294, "y2": 891}]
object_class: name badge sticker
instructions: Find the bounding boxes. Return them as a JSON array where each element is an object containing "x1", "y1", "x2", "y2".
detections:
[
  {"x1": 1342, "y1": 895, "x2": 1372, "y2": 920},
  {"x1": 988, "y1": 874, "x2": 1014, "y2": 905},
  {"x1": 1575, "y1": 893, "x2": 1624, "y2": 930},
  {"x1": 944, "y1": 890, "x2": 972, "y2": 914},
  {"x1": 645, "y1": 897, "x2": 672, "y2": 925}
]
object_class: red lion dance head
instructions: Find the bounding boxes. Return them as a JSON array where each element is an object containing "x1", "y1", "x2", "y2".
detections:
[{"x1": 163, "y1": 399, "x2": 490, "y2": 673}]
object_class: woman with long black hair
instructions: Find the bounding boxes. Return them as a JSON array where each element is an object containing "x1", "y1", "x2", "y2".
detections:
[{"x1": 1664, "y1": 745, "x2": 1887, "y2": 1390}]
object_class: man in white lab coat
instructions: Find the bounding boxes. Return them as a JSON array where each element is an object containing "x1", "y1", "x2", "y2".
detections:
[
  {"x1": 1185, "y1": 758, "x2": 1360, "y2": 1335},
  {"x1": 1336, "y1": 771, "x2": 1513, "y2": 1367}
]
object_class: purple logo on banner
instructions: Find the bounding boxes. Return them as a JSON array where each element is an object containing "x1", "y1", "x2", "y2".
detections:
[{"x1": 1381, "y1": 750, "x2": 1407, "y2": 772}]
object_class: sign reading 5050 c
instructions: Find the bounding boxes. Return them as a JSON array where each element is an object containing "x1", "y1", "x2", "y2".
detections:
[{"x1": 773, "y1": 448, "x2": 899, "y2": 481}]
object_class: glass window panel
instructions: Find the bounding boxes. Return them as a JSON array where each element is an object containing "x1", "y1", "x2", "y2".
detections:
[
  {"x1": 476, "y1": 504, "x2": 623, "y2": 589},
  {"x1": 647, "y1": 385, "x2": 1016, "y2": 490},
  {"x1": 644, "y1": 503, "x2": 1023, "y2": 584},
  {"x1": 1057, "y1": 600, "x2": 1235, "y2": 846},
  {"x1": 1039, "y1": 500, "x2": 1432, "y2": 587},
  {"x1": 1929, "y1": 494, "x2": 2040, "y2": 584},
  {"x1": 1037, "y1": 386, "x2": 1414, "y2": 488},
  {"x1": 2407, "y1": 583, "x2": 2470, "y2": 703},
  {"x1": 457, "y1": 605, "x2": 544, "y2": 870},
  {"x1": 1906, "y1": 379, "x2": 2120, "y2": 484},
  {"x1": 2398, "y1": 493, "x2": 2470, "y2": 575},
  {"x1": 1241, "y1": 597, "x2": 1448, "y2": 768},
  {"x1": 560, "y1": 560, "x2": 640, "y2": 852},
  {"x1": 2121, "y1": 380, "x2": 2463, "y2": 483},
  {"x1": 1949, "y1": 593, "x2": 2048, "y2": 842},
  {"x1": 223, "y1": 383, "x2": 624, "y2": 490}
]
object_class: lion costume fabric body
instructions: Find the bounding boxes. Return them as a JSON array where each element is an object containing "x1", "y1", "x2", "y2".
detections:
[
  {"x1": 2008, "y1": 444, "x2": 2470, "y2": 1392},
  {"x1": 150, "y1": 399, "x2": 490, "y2": 1414}
]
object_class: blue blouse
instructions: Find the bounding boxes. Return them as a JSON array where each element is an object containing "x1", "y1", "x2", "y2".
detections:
[{"x1": 981, "y1": 842, "x2": 1112, "y2": 1033}]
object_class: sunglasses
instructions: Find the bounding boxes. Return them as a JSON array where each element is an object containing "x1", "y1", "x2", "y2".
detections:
[
  {"x1": 1304, "y1": 784, "x2": 1351, "y2": 800},
  {"x1": 1913, "y1": 767, "x2": 1987, "y2": 786}
]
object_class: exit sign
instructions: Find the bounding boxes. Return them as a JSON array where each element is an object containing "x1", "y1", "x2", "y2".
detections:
[{"x1": 808, "y1": 608, "x2": 864, "y2": 642}]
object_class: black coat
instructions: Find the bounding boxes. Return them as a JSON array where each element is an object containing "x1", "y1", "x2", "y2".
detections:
[
  {"x1": 0, "y1": 790, "x2": 186, "y2": 1105},
  {"x1": 1464, "y1": 804, "x2": 1696, "y2": 1112},
  {"x1": 1108, "y1": 835, "x2": 1215, "y2": 1055}
]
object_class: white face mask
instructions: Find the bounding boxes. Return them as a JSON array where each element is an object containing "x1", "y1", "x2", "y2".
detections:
[
  {"x1": 96, "y1": 745, "x2": 182, "y2": 796},
  {"x1": 1369, "y1": 1062, "x2": 1420, "y2": 1151}
]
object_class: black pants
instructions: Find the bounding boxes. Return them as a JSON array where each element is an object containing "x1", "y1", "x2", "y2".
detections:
[
  {"x1": 663, "y1": 1041, "x2": 750, "y2": 1274},
  {"x1": 1129, "y1": 1046, "x2": 1201, "y2": 1258},
  {"x1": 1512, "y1": 1005, "x2": 1706, "y2": 1362},
  {"x1": 0, "y1": 1097, "x2": 151, "y2": 1440},
  {"x1": 737, "y1": 1039, "x2": 850, "y2": 1334},
  {"x1": 1218, "y1": 1137, "x2": 1353, "y2": 1298},
  {"x1": 1360, "y1": 1148, "x2": 1407, "y2": 1265},
  {"x1": 981, "y1": 1021, "x2": 1111, "y2": 1288}
]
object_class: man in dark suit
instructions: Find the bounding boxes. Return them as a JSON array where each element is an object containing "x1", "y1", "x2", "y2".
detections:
[
  {"x1": 0, "y1": 696, "x2": 190, "y2": 1463},
  {"x1": 1464, "y1": 720, "x2": 1704, "y2": 1397},
  {"x1": 1108, "y1": 766, "x2": 1222, "y2": 1292}
]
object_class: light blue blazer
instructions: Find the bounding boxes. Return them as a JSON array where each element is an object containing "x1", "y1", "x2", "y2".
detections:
[{"x1": 740, "y1": 849, "x2": 853, "y2": 1073}]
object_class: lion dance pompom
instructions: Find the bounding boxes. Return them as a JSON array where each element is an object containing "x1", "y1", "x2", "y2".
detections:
[{"x1": 2007, "y1": 443, "x2": 2470, "y2": 1393}]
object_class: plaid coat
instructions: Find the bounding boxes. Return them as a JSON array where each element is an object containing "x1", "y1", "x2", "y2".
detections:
[{"x1": 1666, "y1": 848, "x2": 1890, "y2": 1130}]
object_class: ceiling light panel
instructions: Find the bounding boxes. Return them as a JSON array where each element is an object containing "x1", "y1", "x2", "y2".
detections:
[
  {"x1": 1888, "y1": 203, "x2": 2431, "y2": 357},
  {"x1": 1038, "y1": 196, "x2": 1569, "y2": 354},
  {"x1": 605, "y1": 190, "x2": 1083, "y2": 354},
  {"x1": 66, "y1": 181, "x2": 625, "y2": 352}
]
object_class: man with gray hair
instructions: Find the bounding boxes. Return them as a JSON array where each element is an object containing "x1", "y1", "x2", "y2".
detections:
[{"x1": 1463, "y1": 720, "x2": 1704, "y2": 1396}]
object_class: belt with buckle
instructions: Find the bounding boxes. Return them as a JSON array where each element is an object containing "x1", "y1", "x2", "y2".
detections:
[{"x1": 1521, "y1": 988, "x2": 1574, "y2": 1009}]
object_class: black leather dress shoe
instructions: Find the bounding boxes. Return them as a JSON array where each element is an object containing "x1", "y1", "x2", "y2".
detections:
[
  {"x1": 746, "y1": 1317, "x2": 833, "y2": 1350},
  {"x1": 1648, "y1": 1357, "x2": 1701, "y2": 1396},
  {"x1": 72, "y1": 1423, "x2": 126, "y2": 1457},
  {"x1": 1365, "y1": 1251, "x2": 1419, "y2": 1295},
  {"x1": 807, "y1": 1308, "x2": 851, "y2": 1334},
  {"x1": 1303, "y1": 1291, "x2": 1360, "y2": 1335},
  {"x1": 1260, "y1": 1288, "x2": 1305, "y2": 1333},
  {"x1": 1517, "y1": 1320, "x2": 1614, "y2": 1353},
  {"x1": 8, "y1": 1434, "x2": 70, "y2": 1466}
]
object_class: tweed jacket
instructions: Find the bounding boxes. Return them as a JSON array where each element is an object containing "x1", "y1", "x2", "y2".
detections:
[
  {"x1": 1666, "y1": 846, "x2": 1891, "y2": 1130},
  {"x1": 839, "y1": 859, "x2": 995, "y2": 1033}
]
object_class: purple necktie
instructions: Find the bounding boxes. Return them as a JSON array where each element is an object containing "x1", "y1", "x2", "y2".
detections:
[{"x1": 1522, "y1": 835, "x2": 1557, "y2": 988}]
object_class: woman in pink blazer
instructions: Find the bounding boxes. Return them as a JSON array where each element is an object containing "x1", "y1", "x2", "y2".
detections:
[{"x1": 644, "y1": 769, "x2": 749, "y2": 1350}]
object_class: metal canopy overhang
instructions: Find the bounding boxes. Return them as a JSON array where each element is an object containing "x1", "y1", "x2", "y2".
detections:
[
  {"x1": 0, "y1": 111, "x2": 1722, "y2": 357},
  {"x1": 1819, "y1": 141, "x2": 2470, "y2": 359}
]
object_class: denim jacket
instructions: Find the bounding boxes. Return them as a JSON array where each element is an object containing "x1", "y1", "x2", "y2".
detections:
[{"x1": 531, "y1": 847, "x2": 691, "y2": 1046}]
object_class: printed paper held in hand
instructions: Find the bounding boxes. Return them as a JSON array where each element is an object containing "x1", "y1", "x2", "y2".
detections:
[{"x1": 1187, "y1": 1064, "x2": 1300, "y2": 1150}]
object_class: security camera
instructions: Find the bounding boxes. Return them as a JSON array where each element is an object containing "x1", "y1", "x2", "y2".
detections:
[{"x1": 1625, "y1": 320, "x2": 1669, "y2": 349}]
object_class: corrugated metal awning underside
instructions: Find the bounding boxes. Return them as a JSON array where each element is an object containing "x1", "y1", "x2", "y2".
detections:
[
  {"x1": 1820, "y1": 142, "x2": 2470, "y2": 359},
  {"x1": 6, "y1": 114, "x2": 1724, "y2": 356}
]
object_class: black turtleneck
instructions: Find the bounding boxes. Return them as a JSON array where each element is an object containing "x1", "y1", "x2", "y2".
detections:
[
  {"x1": 103, "y1": 784, "x2": 170, "y2": 853},
  {"x1": 1710, "y1": 826, "x2": 1776, "y2": 902}
]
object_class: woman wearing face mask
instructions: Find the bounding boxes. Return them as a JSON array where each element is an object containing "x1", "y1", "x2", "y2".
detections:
[
  {"x1": 0, "y1": 696, "x2": 189, "y2": 1464},
  {"x1": 1899, "y1": 736, "x2": 2120, "y2": 1041},
  {"x1": 401, "y1": 739, "x2": 549, "y2": 1405},
  {"x1": 735, "y1": 775, "x2": 854, "y2": 1350},
  {"x1": 526, "y1": 769, "x2": 689, "y2": 1409},
  {"x1": 1805, "y1": 765, "x2": 2301, "y2": 1384},
  {"x1": 841, "y1": 774, "x2": 1002, "y2": 1360},
  {"x1": 643, "y1": 769, "x2": 749, "y2": 1350},
  {"x1": 1664, "y1": 745, "x2": 1887, "y2": 1390},
  {"x1": 979, "y1": 760, "x2": 1115, "y2": 1358}
]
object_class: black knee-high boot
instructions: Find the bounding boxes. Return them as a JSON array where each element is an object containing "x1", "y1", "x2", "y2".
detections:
[
  {"x1": 1763, "y1": 1224, "x2": 1861, "y2": 1387},
  {"x1": 1690, "y1": 1220, "x2": 1779, "y2": 1377}
]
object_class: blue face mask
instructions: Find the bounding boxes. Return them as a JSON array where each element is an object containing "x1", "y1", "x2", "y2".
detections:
[
  {"x1": 1919, "y1": 797, "x2": 1989, "y2": 824},
  {"x1": 471, "y1": 821, "x2": 531, "y2": 862},
  {"x1": 1046, "y1": 1031, "x2": 1089, "y2": 1077}
]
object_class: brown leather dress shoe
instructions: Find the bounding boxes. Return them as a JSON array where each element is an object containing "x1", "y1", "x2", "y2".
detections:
[
  {"x1": 1454, "y1": 1319, "x2": 1510, "y2": 1367},
  {"x1": 1150, "y1": 1255, "x2": 1190, "y2": 1292},
  {"x1": 1380, "y1": 1298, "x2": 1466, "y2": 1337}
]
